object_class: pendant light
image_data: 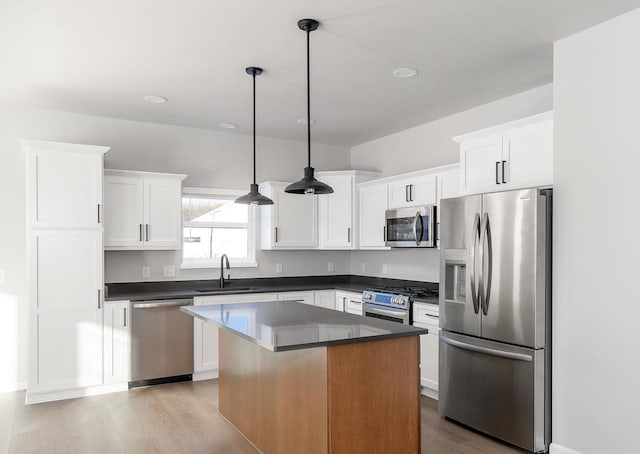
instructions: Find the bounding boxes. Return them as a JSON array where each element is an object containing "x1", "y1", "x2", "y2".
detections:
[
  {"x1": 285, "y1": 19, "x2": 334, "y2": 195},
  {"x1": 235, "y1": 67, "x2": 274, "y2": 205}
]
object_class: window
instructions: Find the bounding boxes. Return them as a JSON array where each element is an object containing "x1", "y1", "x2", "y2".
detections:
[{"x1": 181, "y1": 187, "x2": 257, "y2": 268}]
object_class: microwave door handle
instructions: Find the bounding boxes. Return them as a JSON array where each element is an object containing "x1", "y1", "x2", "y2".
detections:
[{"x1": 413, "y1": 212, "x2": 424, "y2": 245}]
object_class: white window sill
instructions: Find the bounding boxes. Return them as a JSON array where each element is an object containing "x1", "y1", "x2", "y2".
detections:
[{"x1": 180, "y1": 261, "x2": 258, "y2": 270}]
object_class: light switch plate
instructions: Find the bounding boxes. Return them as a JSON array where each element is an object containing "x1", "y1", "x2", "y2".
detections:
[
  {"x1": 360, "y1": 262, "x2": 365, "y2": 273},
  {"x1": 276, "y1": 263, "x2": 283, "y2": 273},
  {"x1": 163, "y1": 266, "x2": 175, "y2": 278},
  {"x1": 382, "y1": 264, "x2": 388, "y2": 274},
  {"x1": 328, "y1": 262, "x2": 334, "y2": 272},
  {"x1": 142, "y1": 266, "x2": 151, "y2": 278}
]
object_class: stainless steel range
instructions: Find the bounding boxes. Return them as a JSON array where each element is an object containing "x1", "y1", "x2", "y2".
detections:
[{"x1": 362, "y1": 286, "x2": 438, "y2": 325}]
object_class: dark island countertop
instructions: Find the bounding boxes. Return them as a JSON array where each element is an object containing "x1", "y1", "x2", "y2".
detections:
[
  {"x1": 105, "y1": 275, "x2": 438, "y2": 302},
  {"x1": 182, "y1": 300, "x2": 428, "y2": 352}
]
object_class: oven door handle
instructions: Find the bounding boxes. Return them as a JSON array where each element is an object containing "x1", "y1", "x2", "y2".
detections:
[
  {"x1": 364, "y1": 304, "x2": 408, "y2": 319},
  {"x1": 133, "y1": 300, "x2": 193, "y2": 309}
]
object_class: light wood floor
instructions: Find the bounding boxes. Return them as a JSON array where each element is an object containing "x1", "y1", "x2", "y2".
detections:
[{"x1": 0, "y1": 380, "x2": 525, "y2": 454}]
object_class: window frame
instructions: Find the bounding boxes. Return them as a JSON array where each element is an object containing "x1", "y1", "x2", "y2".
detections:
[{"x1": 180, "y1": 186, "x2": 258, "y2": 269}]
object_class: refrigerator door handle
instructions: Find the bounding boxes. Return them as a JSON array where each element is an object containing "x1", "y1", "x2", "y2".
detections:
[
  {"x1": 480, "y1": 213, "x2": 493, "y2": 316},
  {"x1": 470, "y1": 213, "x2": 481, "y2": 314},
  {"x1": 440, "y1": 335, "x2": 533, "y2": 362}
]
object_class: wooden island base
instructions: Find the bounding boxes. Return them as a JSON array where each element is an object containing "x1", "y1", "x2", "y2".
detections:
[{"x1": 218, "y1": 329, "x2": 420, "y2": 454}]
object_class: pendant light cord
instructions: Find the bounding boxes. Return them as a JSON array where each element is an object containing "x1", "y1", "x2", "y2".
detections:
[
  {"x1": 306, "y1": 28, "x2": 311, "y2": 168},
  {"x1": 252, "y1": 71, "x2": 256, "y2": 184}
]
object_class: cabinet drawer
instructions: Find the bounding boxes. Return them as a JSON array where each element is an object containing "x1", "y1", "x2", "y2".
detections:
[{"x1": 413, "y1": 302, "x2": 439, "y2": 327}]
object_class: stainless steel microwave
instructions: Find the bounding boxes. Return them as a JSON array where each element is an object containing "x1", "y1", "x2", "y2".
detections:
[{"x1": 385, "y1": 206, "x2": 436, "y2": 248}]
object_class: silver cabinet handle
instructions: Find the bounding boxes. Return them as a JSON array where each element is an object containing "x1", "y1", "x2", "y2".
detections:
[
  {"x1": 480, "y1": 213, "x2": 492, "y2": 316},
  {"x1": 470, "y1": 213, "x2": 481, "y2": 314},
  {"x1": 409, "y1": 184, "x2": 414, "y2": 202},
  {"x1": 347, "y1": 227, "x2": 351, "y2": 243},
  {"x1": 495, "y1": 162, "x2": 501, "y2": 185},
  {"x1": 123, "y1": 307, "x2": 127, "y2": 327},
  {"x1": 440, "y1": 336, "x2": 532, "y2": 362},
  {"x1": 502, "y1": 160, "x2": 507, "y2": 184},
  {"x1": 274, "y1": 227, "x2": 278, "y2": 243},
  {"x1": 139, "y1": 224, "x2": 143, "y2": 242},
  {"x1": 97, "y1": 289, "x2": 101, "y2": 309},
  {"x1": 405, "y1": 185, "x2": 410, "y2": 202},
  {"x1": 383, "y1": 226, "x2": 386, "y2": 242},
  {"x1": 97, "y1": 204, "x2": 101, "y2": 223},
  {"x1": 145, "y1": 224, "x2": 149, "y2": 241},
  {"x1": 133, "y1": 300, "x2": 193, "y2": 309}
]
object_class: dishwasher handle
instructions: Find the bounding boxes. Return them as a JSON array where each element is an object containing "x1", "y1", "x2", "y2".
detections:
[{"x1": 133, "y1": 300, "x2": 193, "y2": 309}]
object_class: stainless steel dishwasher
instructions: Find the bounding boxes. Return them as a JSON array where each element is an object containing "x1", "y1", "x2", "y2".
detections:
[{"x1": 130, "y1": 298, "x2": 194, "y2": 388}]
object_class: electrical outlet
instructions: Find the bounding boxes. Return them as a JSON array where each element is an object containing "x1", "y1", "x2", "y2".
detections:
[
  {"x1": 382, "y1": 264, "x2": 388, "y2": 274},
  {"x1": 163, "y1": 266, "x2": 175, "y2": 278},
  {"x1": 360, "y1": 262, "x2": 365, "y2": 273},
  {"x1": 328, "y1": 262, "x2": 334, "y2": 272},
  {"x1": 142, "y1": 266, "x2": 151, "y2": 278},
  {"x1": 276, "y1": 263, "x2": 283, "y2": 273},
  {"x1": 0, "y1": 269, "x2": 4, "y2": 284}
]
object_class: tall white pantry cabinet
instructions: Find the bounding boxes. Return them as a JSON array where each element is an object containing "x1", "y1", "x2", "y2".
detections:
[{"x1": 23, "y1": 140, "x2": 109, "y2": 404}]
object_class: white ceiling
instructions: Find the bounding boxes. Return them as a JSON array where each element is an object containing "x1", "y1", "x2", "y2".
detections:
[{"x1": 1, "y1": 0, "x2": 638, "y2": 146}]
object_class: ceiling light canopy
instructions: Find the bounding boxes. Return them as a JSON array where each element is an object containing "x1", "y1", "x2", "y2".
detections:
[
  {"x1": 285, "y1": 19, "x2": 333, "y2": 195},
  {"x1": 235, "y1": 67, "x2": 274, "y2": 206},
  {"x1": 143, "y1": 95, "x2": 168, "y2": 103},
  {"x1": 393, "y1": 67, "x2": 419, "y2": 79}
]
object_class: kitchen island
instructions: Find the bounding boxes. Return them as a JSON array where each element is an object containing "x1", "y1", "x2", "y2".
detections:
[{"x1": 182, "y1": 300, "x2": 427, "y2": 454}]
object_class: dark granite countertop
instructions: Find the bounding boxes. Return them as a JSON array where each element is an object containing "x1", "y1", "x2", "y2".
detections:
[
  {"x1": 182, "y1": 300, "x2": 428, "y2": 352},
  {"x1": 105, "y1": 275, "x2": 438, "y2": 302}
]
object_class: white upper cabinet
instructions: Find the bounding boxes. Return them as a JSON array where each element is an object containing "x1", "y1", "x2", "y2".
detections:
[
  {"x1": 260, "y1": 182, "x2": 318, "y2": 249},
  {"x1": 388, "y1": 174, "x2": 437, "y2": 209},
  {"x1": 23, "y1": 140, "x2": 108, "y2": 229},
  {"x1": 455, "y1": 112, "x2": 553, "y2": 195},
  {"x1": 316, "y1": 171, "x2": 380, "y2": 249},
  {"x1": 104, "y1": 170, "x2": 186, "y2": 250},
  {"x1": 358, "y1": 183, "x2": 389, "y2": 249}
]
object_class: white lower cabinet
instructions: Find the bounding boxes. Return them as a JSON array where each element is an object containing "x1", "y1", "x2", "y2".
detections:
[
  {"x1": 193, "y1": 292, "x2": 278, "y2": 380},
  {"x1": 414, "y1": 302, "x2": 440, "y2": 399},
  {"x1": 336, "y1": 290, "x2": 363, "y2": 314},
  {"x1": 314, "y1": 290, "x2": 337, "y2": 310},
  {"x1": 103, "y1": 301, "x2": 131, "y2": 385},
  {"x1": 278, "y1": 291, "x2": 315, "y2": 305}
]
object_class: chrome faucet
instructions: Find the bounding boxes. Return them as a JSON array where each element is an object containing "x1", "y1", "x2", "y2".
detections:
[{"x1": 220, "y1": 254, "x2": 230, "y2": 288}]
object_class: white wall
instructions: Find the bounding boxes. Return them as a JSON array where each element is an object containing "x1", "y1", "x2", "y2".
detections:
[
  {"x1": 0, "y1": 106, "x2": 351, "y2": 390},
  {"x1": 349, "y1": 84, "x2": 553, "y2": 280},
  {"x1": 552, "y1": 9, "x2": 640, "y2": 454}
]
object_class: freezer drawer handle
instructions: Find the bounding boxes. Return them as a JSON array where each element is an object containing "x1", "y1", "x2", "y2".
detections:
[
  {"x1": 440, "y1": 336, "x2": 532, "y2": 362},
  {"x1": 133, "y1": 300, "x2": 193, "y2": 309}
]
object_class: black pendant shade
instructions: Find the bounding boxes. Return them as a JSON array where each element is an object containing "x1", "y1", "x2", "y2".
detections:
[
  {"x1": 285, "y1": 19, "x2": 333, "y2": 195},
  {"x1": 235, "y1": 67, "x2": 274, "y2": 205}
]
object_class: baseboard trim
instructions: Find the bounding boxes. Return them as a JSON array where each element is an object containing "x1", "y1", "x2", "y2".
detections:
[
  {"x1": 25, "y1": 382, "x2": 129, "y2": 405},
  {"x1": 193, "y1": 370, "x2": 218, "y2": 381},
  {"x1": 420, "y1": 386, "x2": 438, "y2": 400},
  {"x1": 0, "y1": 381, "x2": 27, "y2": 394},
  {"x1": 550, "y1": 442, "x2": 582, "y2": 454}
]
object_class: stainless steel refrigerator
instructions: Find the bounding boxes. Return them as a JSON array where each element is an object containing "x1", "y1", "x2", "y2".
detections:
[{"x1": 439, "y1": 187, "x2": 551, "y2": 453}]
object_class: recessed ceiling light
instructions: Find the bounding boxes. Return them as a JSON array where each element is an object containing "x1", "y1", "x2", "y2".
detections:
[
  {"x1": 393, "y1": 68, "x2": 419, "y2": 79},
  {"x1": 143, "y1": 95, "x2": 168, "y2": 103},
  {"x1": 219, "y1": 123, "x2": 238, "y2": 129},
  {"x1": 297, "y1": 118, "x2": 316, "y2": 125}
]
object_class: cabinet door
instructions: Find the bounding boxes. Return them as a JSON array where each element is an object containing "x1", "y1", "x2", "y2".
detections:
[
  {"x1": 30, "y1": 230, "x2": 104, "y2": 391},
  {"x1": 104, "y1": 175, "x2": 144, "y2": 248},
  {"x1": 460, "y1": 135, "x2": 503, "y2": 195},
  {"x1": 28, "y1": 149, "x2": 103, "y2": 229},
  {"x1": 314, "y1": 290, "x2": 337, "y2": 310},
  {"x1": 278, "y1": 291, "x2": 315, "y2": 306},
  {"x1": 419, "y1": 330, "x2": 440, "y2": 393},
  {"x1": 408, "y1": 175, "x2": 437, "y2": 206},
  {"x1": 388, "y1": 180, "x2": 412, "y2": 209},
  {"x1": 335, "y1": 291, "x2": 348, "y2": 312},
  {"x1": 318, "y1": 175, "x2": 353, "y2": 249},
  {"x1": 143, "y1": 178, "x2": 183, "y2": 249},
  {"x1": 104, "y1": 301, "x2": 131, "y2": 384},
  {"x1": 358, "y1": 184, "x2": 388, "y2": 249},
  {"x1": 502, "y1": 121, "x2": 553, "y2": 189},
  {"x1": 272, "y1": 189, "x2": 318, "y2": 248}
]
